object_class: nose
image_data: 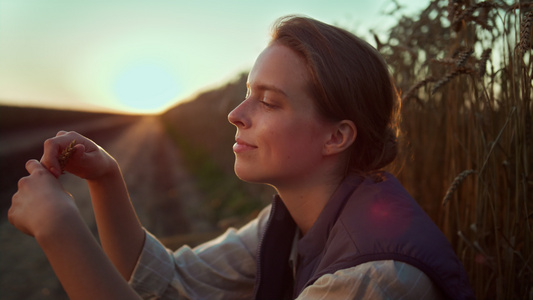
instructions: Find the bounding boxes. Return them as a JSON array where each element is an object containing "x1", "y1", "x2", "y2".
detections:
[{"x1": 228, "y1": 99, "x2": 250, "y2": 128}]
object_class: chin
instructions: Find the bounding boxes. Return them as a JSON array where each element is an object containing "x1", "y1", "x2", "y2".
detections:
[
  {"x1": 234, "y1": 164, "x2": 267, "y2": 184},
  {"x1": 234, "y1": 168, "x2": 259, "y2": 183}
]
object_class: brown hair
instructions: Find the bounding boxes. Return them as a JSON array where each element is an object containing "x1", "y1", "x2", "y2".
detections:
[{"x1": 270, "y1": 15, "x2": 400, "y2": 174}]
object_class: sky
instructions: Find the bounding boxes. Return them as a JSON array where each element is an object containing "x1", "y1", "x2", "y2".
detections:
[{"x1": 0, "y1": 0, "x2": 426, "y2": 114}]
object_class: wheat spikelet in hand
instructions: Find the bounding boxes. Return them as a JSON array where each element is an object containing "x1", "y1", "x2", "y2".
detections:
[{"x1": 58, "y1": 140, "x2": 77, "y2": 173}]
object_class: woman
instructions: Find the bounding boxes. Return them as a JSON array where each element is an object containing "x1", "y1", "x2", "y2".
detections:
[{"x1": 9, "y1": 16, "x2": 474, "y2": 299}]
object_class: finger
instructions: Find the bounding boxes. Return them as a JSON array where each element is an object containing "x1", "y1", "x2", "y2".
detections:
[
  {"x1": 56, "y1": 130, "x2": 68, "y2": 137},
  {"x1": 41, "y1": 133, "x2": 76, "y2": 177},
  {"x1": 25, "y1": 159, "x2": 45, "y2": 175},
  {"x1": 17, "y1": 174, "x2": 29, "y2": 190},
  {"x1": 70, "y1": 143, "x2": 86, "y2": 161},
  {"x1": 41, "y1": 139, "x2": 62, "y2": 177}
]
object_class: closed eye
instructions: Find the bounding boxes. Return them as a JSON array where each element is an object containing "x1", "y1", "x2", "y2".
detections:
[{"x1": 260, "y1": 100, "x2": 276, "y2": 109}]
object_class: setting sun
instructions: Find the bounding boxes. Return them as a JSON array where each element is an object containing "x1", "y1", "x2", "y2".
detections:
[{"x1": 112, "y1": 62, "x2": 179, "y2": 114}]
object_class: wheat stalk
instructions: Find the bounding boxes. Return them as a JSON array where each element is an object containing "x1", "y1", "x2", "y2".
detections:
[
  {"x1": 455, "y1": 48, "x2": 474, "y2": 68},
  {"x1": 452, "y1": 1, "x2": 495, "y2": 32},
  {"x1": 431, "y1": 67, "x2": 476, "y2": 94},
  {"x1": 431, "y1": 57, "x2": 457, "y2": 66},
  {"x1": 526, "y1": 112, "x2": 532, "y2": 153},
  {"x1": 58, "y1": 139, "x2": 77, "y2": 172},
  {"x1": 518, "y1": 11, "x2": 533, "y2": 55},
  {"x1": 402, "y1": 76, "x2": 436, "y2": 102},
  {"x1": 507, "y1": 2, "x2": 533, "y2": 12},
  {"x1": 478, "y1": 48, "x2": 492, "y2": 77},
  {"x1": 442, "y1": 169, "x2": 477, "y2": 206},
  {"x1": 447, "y1": 0, "x2": 458, "y2": 23}
]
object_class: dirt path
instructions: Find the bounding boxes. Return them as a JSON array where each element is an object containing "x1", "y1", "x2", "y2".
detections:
[{"x1": 0, "y1": 116, "x2": 207, "y2": 300}]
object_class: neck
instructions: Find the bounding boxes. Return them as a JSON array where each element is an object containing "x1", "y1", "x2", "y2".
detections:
[{"x1": 273, "y1": 173, "x2": 343, "y2": 235}]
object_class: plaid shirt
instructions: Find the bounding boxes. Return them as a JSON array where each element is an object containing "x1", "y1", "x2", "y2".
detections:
[{"x1": 129, "y1": 206, "x2": 444, "y2": 300}]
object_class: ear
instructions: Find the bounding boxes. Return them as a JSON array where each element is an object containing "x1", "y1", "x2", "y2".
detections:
[{"x1": 323, "y1": 120, "x2": 357, "y2": 156}]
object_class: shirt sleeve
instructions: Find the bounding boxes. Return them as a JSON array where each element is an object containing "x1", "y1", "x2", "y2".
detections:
[
  {"x1": 128, "y1": 206, "x2": 272, "y2": 300},
  {"x1": 295, "y1": 260, "x2": 446, "y2": 300}
]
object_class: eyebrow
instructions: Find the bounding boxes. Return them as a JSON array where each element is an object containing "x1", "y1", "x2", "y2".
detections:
[{"x1": 249, "y1": 83, "x2": 288, "y2": 97}]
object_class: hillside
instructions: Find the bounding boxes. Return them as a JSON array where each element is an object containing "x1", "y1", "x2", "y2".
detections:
[{"x1": 0, "y1": 105, "x2": 133, "y2": 134}]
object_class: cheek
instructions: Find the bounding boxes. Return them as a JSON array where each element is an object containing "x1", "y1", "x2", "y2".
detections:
[{"x1": 265, "y1": 120, "x2": 323, "y2": 161}]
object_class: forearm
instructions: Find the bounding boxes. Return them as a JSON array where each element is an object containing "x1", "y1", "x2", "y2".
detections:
[
  {"x1": 36, "y1": 209, "x2": 141, "y2": 300},
  {"x1": 87, "y1": 163, "x2": 145, "y2": 280}
]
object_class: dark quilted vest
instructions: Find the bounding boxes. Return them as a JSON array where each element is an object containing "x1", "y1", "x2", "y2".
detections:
[{"x1": 253, "y1": 173, "x2": 474, "y2": 300}]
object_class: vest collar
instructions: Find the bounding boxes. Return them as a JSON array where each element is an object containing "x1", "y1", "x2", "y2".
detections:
[{"x1": 297, "y1": 174, "x2": 365, "y2": 261}]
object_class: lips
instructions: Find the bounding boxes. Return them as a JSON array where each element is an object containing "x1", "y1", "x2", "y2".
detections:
[{"x1": 233, "y1": 138, "x2": 257, "y2": 153}]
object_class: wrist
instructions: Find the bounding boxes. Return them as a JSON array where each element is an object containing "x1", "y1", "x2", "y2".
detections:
[
  {"x1": 34, "y1": 200, "x2": 85, "y2": 248},
  {"x1": 86, "y1": 158, "x2": 121, "y2": 185},
  {"x1": 86, "y1": 161, "x2": 130, "y2": 207}
]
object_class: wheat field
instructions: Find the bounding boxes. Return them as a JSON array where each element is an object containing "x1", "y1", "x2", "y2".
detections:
[{"x1": 378, "y1": 1, "x2": 532, "y2": 298}]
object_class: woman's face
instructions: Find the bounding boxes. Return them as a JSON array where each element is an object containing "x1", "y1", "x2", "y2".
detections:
[{"x1": 228, "y1": 43, "x2": 334, "y2": 188}]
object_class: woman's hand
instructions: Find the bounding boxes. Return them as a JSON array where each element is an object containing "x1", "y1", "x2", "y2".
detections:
[
  {"x1": 14, "y1": 131, "x2": 145, "y2": 281},
  {"x1": 40, "y1": 131, "x2": 117, "y2": 180},
  {"x1": 9, "y1": 161, "x2": 143, "y2": 300},
  {"x1": 8, "y1": 159, "x2": 79, "y2": 238}
]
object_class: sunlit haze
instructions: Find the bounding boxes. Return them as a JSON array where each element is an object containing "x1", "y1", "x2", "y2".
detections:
[{"x1": 0, "y1": 0, "x2": 425, "y2": 114}]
